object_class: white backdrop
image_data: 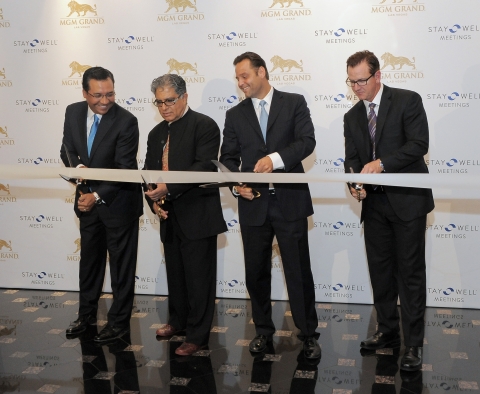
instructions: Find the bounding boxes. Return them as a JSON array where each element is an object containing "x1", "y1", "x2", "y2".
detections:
[{"x1": 1, "y1": 0, "x2": 479, "y2": 309}]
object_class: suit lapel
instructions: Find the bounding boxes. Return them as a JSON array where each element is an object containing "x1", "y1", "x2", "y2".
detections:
[
  {"x1": 267, "y1": 89, "x2": 284, "y2": 138},
  {"x1": 376, "y1": 85, "x2": 391, "y2": 145},
  {"x1": 76, "y1": 103, "x2": 89, "y2": 159},
  {"x1": 89, "y1": 104, "x2": 116, "y2": 161},
  {"x1": 239, "y1": 98, "x2": 264, "y2": 140},
  {"x1": 354, "y1": 101, "x2": 372, "y2": 160}
]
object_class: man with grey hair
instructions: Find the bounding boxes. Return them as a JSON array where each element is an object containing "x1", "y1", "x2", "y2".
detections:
[{"x1": 143, "y1": 74, "x2": 227, "y2": 356}]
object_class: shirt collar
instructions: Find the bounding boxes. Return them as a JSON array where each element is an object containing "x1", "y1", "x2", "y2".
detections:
[
  {"x1": 363, "y1": 83, "x2": 384, "y2": 111},
  {"x1": 252, "y1": 86, "x2": 274, "y2": 109},
  {"x1": 87, "y1": 107, "x2": 102, "y2": 121}
]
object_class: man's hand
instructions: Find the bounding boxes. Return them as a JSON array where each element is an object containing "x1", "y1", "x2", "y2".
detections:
[
  {"x1": 153, "y1": 202, "x2": 168, "y2": 221},
  {"x1": 349, "y1": 186, "x2": 367, "y2": 201},
  {"x1": 253, "y1": 156, "x2": 273, "y2": 173},
  {"x1": 361, "y1": 159, "x2": 383, "y2": 174},
  {"x1": 145, "y1": 183, "x2": 168, "y2": 202},
  {"x1": 234, "y1": 184, "x2": 257, "y2": 201},
  {"x1": 78, "y1": 193, "x2": 96, "y2": 212}
]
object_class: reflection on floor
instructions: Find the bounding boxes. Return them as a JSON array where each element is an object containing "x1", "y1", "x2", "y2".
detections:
[{"x1": 0, "y1": 288, "x2": 479, "y2": 393}]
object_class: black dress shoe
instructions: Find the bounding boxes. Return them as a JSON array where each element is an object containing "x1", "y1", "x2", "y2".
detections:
[
  {"x1": 249, "y1": 335, "x2": 272, "y2": 353},
  {"x1": 400, "y1": 346, "x2": 422, "y2": 371},
  {"x1": 66, "y1": 314, "x2": 96, "y2": 335},
  {"x1": 303, "y1": 336, "x2": 321, "y2": 359},
  {"x1": 360, "y1": 331, "x2": 401, "y2": 349},
  {"x1": 94, "y1": 324, "x2": 130, "y2": 343}
]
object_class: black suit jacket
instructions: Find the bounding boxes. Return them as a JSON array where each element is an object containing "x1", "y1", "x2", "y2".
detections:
[
  {"x1": 220, "y1": 88, "x2": 315, "y2": 226},
  {"x1": 344, "y1": 85, "x2": 434, "y2": 222},
  {"x1": 60, "y1": 101, "x2": 143, "y2": 228},
  {"x1": 144, "y1": 108, "x2": 227, "y2": 241}
]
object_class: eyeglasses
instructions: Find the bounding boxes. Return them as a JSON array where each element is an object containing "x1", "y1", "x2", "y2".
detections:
[
  {"x1": 86, "y1": 91, "x2": 116, "y2": 99},
  {"x1": 345, "y1": 73, "x2": 375, "y2": 87},
  {"x1": 153, "y1": 96, "x2": 182, "y2": 107}
]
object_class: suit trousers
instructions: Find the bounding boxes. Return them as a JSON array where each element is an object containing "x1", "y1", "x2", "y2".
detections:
[
  {"x1": 162, "y1": 205, "x2": 217, "y2": 346},
  {"x1": 240, "y1": 193, "x2": 318, "y2": 339},
  {"x1": 78, "y1": 208, "x2": 139, "y2": 328},
  {"x1": 363, "y1": 193, "x2": 427, "y2": 346}
]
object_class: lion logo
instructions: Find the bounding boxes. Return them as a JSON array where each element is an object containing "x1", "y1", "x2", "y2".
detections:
[
  {"x1": 73, "y1": 238, "x2": 81, "y2": 253},
  {"x1": 0, "y1": 126, "x2": 7, "y2": 138},
  {"x1": 0, "y1": 325, "x2": 16, "y2": 337},
  {"x1": 166, "y1": 58, "x2": 198, "y2": 75},
  {"x1": 270, "y1": 0, "x2": 304, "y2": 8},
  {"x1": 381, "y1": 52, "x2": 416, "y2": 70},
  {"x1": 270, "y1": 56, "x2": 303, "y2": 73},
  {"x1": 0, "y1": 68, "x2": 5, "y2": 79},
  {"x1": 380, "y1": 0, "x2": 417, "y2": 3},
  {"x1": 165, "y1": 0, "x2": 197, "y2": 13},
  {"x1": 272, "y1": 243, "x2": 282, "y2": 260},
  {"x1": 0, "y1": 240, "x2": 12, "y2": 251},
  {"x1": 68, "y1": 61, "x2": 92, "y2": 77},
  {"x1": 0, "y1": 184, "x2": 10, "y2": 195},
  {"x1": 0, "y1": 8, "x2": 3, "y2": 20},
  {"x1": 67, "y1": 1, "x2": 97, "y2": 17}
]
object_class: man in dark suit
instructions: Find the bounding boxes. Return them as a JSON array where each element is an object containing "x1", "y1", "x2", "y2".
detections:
[
  {"x1": 343, "y1": 50, "x2": 434, "y2": 371},
  {"x1": 220, "y1": 52, "x2": 320, "y2": 359},
  {"x1": 60, "y1": 66, "x2": 143, "y2": 343},
  {"x1": 143, "y1": 74, "x2": 227, "y2": 356}
]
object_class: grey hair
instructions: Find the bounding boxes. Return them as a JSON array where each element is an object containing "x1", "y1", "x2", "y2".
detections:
[{"x1": 150, "y1": 74, "x2": 187, "y2": 96}]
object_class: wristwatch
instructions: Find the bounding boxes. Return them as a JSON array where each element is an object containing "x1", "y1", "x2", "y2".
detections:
[{"x1": 93, "y1": 192, "x2": 102, "y2": 205}]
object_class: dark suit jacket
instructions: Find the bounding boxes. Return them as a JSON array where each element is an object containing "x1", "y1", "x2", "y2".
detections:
[
  {"x1": 60, "y1": 101, "x2": 143, "y2": 228},
  {"x1": 344, "y1": 85, "x2": 434, "y2": 222},
  {"x1": 220, "y1": 88, "x2": 315, "y2": 226},
  {"x1": 143, "y1": 108, "x2": 227, "y2": 242}
]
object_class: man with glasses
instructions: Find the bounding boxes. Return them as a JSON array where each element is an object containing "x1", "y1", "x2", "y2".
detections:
[
  {"x1": 60, "y1": 66, "x2": 143, "y2": 343},
  {"x1": 143, "y1": 74, "x2": 226, "y2": 356},
  {"x1": 343, "y1": 51, "x2": 434, "y2": 371}
]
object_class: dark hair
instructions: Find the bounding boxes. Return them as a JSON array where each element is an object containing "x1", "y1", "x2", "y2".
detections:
[
  {"x1": 150, "y1": 74, "x2": 187, "y2": 96},
  {"x1": 346, "y1": 51, "x2": 380, "y2": 75},
  {"x1": 233, "y1": 51, "x2": 269, "y2": 80},
  {"x1": 82, "y1": 66, "x2": 115, "y2": 91}
]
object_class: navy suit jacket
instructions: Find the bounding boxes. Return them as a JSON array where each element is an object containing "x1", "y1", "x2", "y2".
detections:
[
  {"x1": 60, "y1": 101, "x2": 143, "y2": 228},
  {"x1": 220, "y1": 88, "x2": 315, "y2": 226},
  {"x1": 344, "y1": 85, "x2": 434, "y2": 222}
]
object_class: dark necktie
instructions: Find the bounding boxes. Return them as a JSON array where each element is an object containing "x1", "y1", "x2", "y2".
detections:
[
  {"x1": 259, "y1": 100, "x2": 268, "y2": 141},
  {"x1": 368, "y1": 103, "x2": 377, "y2": 160},
  {"x1": 87, "y1": 114, "x2": 99, "y2": 157}
]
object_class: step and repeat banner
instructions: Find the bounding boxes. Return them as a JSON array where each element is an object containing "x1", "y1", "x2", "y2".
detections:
[{"x1": 1, "y1": 0, "x2": 479, "y2": 308}]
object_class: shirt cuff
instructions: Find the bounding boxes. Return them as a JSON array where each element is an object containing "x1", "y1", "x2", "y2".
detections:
[{"x1": 268, "y1": 152, "x2": 284, "y2": 170}]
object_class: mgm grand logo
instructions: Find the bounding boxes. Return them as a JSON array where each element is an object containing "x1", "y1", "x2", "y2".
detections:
[
  {"x1": 380, "y1": 52, "x2": 423, "y2": 83},
  {"x1": 158, "y1": 0, "x2": 204, "y2": 23},
  {"x1": 0, "y1": 183, "x2": 16, "y2": 203},
  {"x1": 0, "y1": 8, "x2": 10, "y2": 28},
  {"x1": 262, "y1": 0, "x2": 311, "y2": 19},
  {"x1": 0, "y1": 126, "x2": 15, "y2": 148},
  {"x1": 372, "y1": 0, "x2": 424, "y2": 15},
  {"x1": 269, "y1": 55, "x2": 311, "y2": 85},
  {"x1": 61, "y1": 1, "x2": 104, "y2": 27},
  {"x1": 67, "y1": 238, "x2": 81, "y2": 262},
  {"x1": 166, "y1": 58, "x2": 205, "y2": 83},
  {"x1": 62, "y1": 61, "x2": 92, "y2": 87},
  {"x1": 0, "y1": 239, "x2": 18, "y2": 260},
  {"x1": 0, "y1": 68, "x2": 13, "y2": 87}
]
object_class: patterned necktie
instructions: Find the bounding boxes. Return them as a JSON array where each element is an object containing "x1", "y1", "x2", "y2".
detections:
[
  {"x1": 259, "y1": 100, "x2": 268, "y2": 141},
  {"x1": 162, "y1": 134, "x2": 169, "y2": 171},
  {"x1": 87, "y1": 114, "x2": 99, "y2": 157},
  {"x1": 368, "y1": 103, "x2": 377, "y2": 160}
]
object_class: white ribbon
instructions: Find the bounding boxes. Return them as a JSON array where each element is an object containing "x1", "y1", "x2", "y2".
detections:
[{"x1": 0, "y1": 164, "x2": 475, "y2": 190}]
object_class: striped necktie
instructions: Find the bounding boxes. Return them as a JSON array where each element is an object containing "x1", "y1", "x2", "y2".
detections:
[
  {"x1": 368, "y1": 103, "x2": 377, "y2": 160},
  {"x1": 259, "y1": 100, "x2": 268, "y2": 141}
]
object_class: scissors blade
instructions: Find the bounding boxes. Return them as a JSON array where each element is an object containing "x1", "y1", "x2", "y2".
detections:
[
  {"x1": 212, "y1": 160, "x2": 232, "y2": 173},
  {"x1": 199, "y1": 181, "x2": 239, "y2": 189}
]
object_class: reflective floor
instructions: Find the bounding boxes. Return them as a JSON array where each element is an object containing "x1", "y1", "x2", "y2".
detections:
[{"x1": 0, "y1": 289, "x2": 479, "y2": 393}]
